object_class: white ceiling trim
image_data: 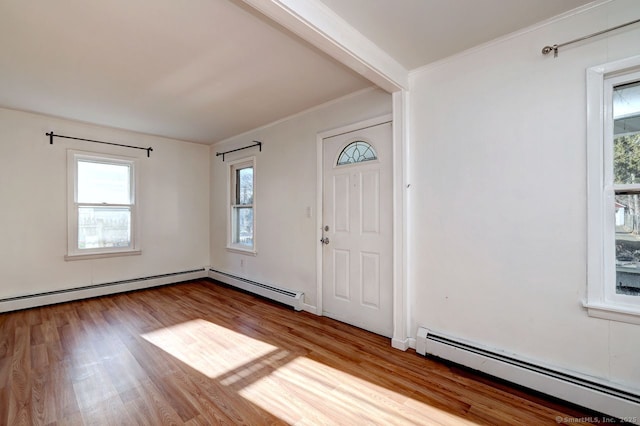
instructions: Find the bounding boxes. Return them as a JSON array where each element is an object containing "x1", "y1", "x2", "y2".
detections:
[{"x1": 241, "y1": 0, "x2": 408, "y2": 92}]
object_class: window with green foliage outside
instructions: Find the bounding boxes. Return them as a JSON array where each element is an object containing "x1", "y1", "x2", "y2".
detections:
[{"x1": 612, "y1": 80, "x2": 640, "y2": 296}]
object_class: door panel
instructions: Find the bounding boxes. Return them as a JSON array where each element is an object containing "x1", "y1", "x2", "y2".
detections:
[
  {"x1": 361, "y1": 252, "x2": 380, "y2": 308},
  {"x1": 322, "y1": 121, "x2": 392, "y2": 337},
  {"x1": 333, "y1": 249, "x2": 351, "y2": 300},
  {"x1": 361, "y1": 170, "x2": 380, "y2": 234},
  {"x1": 333, "y1": 174, "x2": 350, "y2": 232}
]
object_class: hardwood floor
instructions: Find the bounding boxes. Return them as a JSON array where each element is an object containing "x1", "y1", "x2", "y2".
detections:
[{"x1": 0, "y1": 280, "x2": 608, "y2": 425}]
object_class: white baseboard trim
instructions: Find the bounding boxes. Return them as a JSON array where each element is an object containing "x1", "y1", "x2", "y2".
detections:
[
  {"x1": 416, "y1": 327, "x2": 640, "y2": 420},
  {"x1": 303, "y1": 303, "x2": 318, "y2": 314},
  {"x1": 0, "y1": 268, "x2": 208, "y2": 313},
  {"x1": 391, "y1": 337, "x2": 410, "y2": 351},
  {"x1": 208, "y1": 268, "x2": 304, "y2": 311}
]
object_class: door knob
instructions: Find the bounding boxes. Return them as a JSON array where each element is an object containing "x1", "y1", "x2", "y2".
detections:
[{"x1": 320, "y1": 237, "x2": 330, "y2": 245}]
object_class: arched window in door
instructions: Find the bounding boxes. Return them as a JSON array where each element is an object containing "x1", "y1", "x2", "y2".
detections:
[{"x1": 337, "y1": 141, "x2": 377, "y2": 166}]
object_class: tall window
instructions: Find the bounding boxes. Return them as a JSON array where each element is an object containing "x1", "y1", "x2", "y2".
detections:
[
  {"x1": 67, "y1": 151, "x2": 139, "y2": 259},
  {"x1": 228, "y1": 158, "x2": 255, "y2": 252},
  {"x1": 611, "y1": 78, "x2": 640, "y2": 298},
  {"x1": 586, "y1": 56, "x2": 640, "y2": 322}
]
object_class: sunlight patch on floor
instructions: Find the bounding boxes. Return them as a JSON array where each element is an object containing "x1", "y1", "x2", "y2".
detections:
[
  {"x1": 141, "y1": 319, "x2": 277, "y2": 378},
  {"x1": 238, "y1": 356, "x2": 476, "y2": 425},
  {"x1": 141, "y1": 320, "x2": 475, "y2": 425}
]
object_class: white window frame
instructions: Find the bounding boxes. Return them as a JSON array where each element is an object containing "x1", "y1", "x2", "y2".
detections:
[
  {"x1": 65, "y1": 150, "x2": 141, "y2": 260},
  {"x1": 227, "y1": 156, "x2": 256, "y2": 255},
  {"x1": 586, "y1": 55, "x2": 640, "y2": 324}
]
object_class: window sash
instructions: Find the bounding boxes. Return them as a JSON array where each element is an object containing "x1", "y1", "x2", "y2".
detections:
[
  {"x1": 77, "y1": 159, "x2": 132, "y2": 204},
  {"x1": 76, "y1": 204, "x2": 134, "y2": 250},
  {"x1": 234, "y1": 166, "x2": 253, "y2": 205},
  {"x1": 231, "y1": 205, "x2": 254, "y2": 247}
]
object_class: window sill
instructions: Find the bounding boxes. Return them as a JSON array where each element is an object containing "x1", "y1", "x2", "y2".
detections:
[
  {"x1": 583, "y1": 301, "x2": 640, "y2": 325},
  {"x1": 65, "y1": 250, "x2": 142, "y2": 261},
  {"x1": 226, "y1": 246, "x2": 257, "y2": 256}
]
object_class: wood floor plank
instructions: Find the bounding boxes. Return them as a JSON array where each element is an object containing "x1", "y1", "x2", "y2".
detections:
[
  {"x1": 29, "y1": 370, "x2": 49, "y2": 426},
  {"x1": 0, "y1": 280, "x2": 615, "y2": 425},
  {"x1": 8, "y1": 318, "x2": 32, "y2": 426}
]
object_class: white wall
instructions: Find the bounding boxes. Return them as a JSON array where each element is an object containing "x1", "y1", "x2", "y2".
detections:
[
  {"x1": 210, "y1": 88, "x2": 391, "y2": 309},
  {"x1": 409, "y1": 0, "x2": 640, "y2": 390},
  {"x1": 0, "y1": 108, "x2": 210, "y2": 300}
]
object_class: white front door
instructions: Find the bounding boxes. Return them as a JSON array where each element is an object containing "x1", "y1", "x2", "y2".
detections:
[{"x1": 321, "y1": 122, "x2": 393, "y2": 337}]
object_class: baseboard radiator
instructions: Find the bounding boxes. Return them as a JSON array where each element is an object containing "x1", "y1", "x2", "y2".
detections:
[
  {"x1": 416, "y1": 327, "x2": 640, "y2": 419},
  {"x1": 208, "y1": 268, "x2": 303, "y2": 311},
  {"x1": 0, "y1": 268, "x2": 208, "y2": 313}
]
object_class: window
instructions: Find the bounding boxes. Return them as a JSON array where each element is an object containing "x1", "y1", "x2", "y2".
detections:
[
  {"x1": 228, "y1": 158, "x2": 255, "y2": 253},
  {"x1": 586, "y1": 56, "x2": 640, "y2": 323},
  {"x1": 337, "y1": 140, "x2": 377, "y2": 165},
  {"x1": 66, "y1": 151, "x2": 139, "y2": 259}
]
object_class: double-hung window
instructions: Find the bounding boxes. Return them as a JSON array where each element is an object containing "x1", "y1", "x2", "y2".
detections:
[
  {"x1": 586, "y1": 56, "x2": 640, "y2": 323},
  {"x1": 67, "y1": 150, "x2": 139, "y2": 259},
  {"x1": 228, "y1": 157, "x2": 255, "y2": 253}
]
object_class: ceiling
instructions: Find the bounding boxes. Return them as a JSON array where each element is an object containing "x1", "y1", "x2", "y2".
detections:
[
  {"x1": 0, "y1": 0, "x2": 594, "y2": 144},
  {"x1": 318, "y1": 0, "x2": 594, "y2": 69},
  {"x1": 0, "y1": 0, "x2": 371, "y2": 144}
]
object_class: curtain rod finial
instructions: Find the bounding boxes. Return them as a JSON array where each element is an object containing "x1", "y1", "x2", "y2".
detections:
[{"x1": 541, "y1": 44, "x2": 559, "y2": 58}]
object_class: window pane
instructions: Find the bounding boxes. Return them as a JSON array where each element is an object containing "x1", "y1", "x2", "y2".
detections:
[
  {"x1": 613, "y1": 81, "x2": 640, "y2": 185},
  {"x1": 78, "y1": 206, "x2": 131, "y2": 249},
  {"x1": 236, "y1": 167, "x2": 253, "y2": 205},
  {"x1": 234, "y1": 206, "x2": 253, "y2": 247},
  {"x1": 337, "y1": 141, "x2": 377, "y2": 166},
  {"x1": 78, "y1": 160, "x2": 131, "y2": 204},
  {"x1": 615, "y1": 193, "x2": 640, "y2": 296}
]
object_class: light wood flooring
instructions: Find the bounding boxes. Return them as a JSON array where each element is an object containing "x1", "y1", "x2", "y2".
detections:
[{"x1": 1, "y1": 280, "x2": 608, "y2": 425}]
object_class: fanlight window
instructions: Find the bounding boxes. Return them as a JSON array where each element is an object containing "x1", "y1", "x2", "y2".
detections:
[{"x1": 337, "y1": 141, "x2": 377, "y2": 166}]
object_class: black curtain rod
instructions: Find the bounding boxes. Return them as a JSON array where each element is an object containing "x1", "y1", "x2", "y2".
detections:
[
  {"x1": 216, "y1": 141, "x2": 262, "y2": 161},
  {"x1": 46, "y1": 131, "x2": 154, "y2": 157}
]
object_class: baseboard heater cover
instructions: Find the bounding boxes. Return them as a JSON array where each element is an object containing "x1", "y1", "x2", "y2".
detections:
[
  {"x1": 208, "y1": 268, "x2": 303, "y2": 311},
  {"x1": 0, "y1": 268, "x2": 208, "y2": 312},
  {"x1": 416, "y1": 327, "x2": 640, "y2": 419}
]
